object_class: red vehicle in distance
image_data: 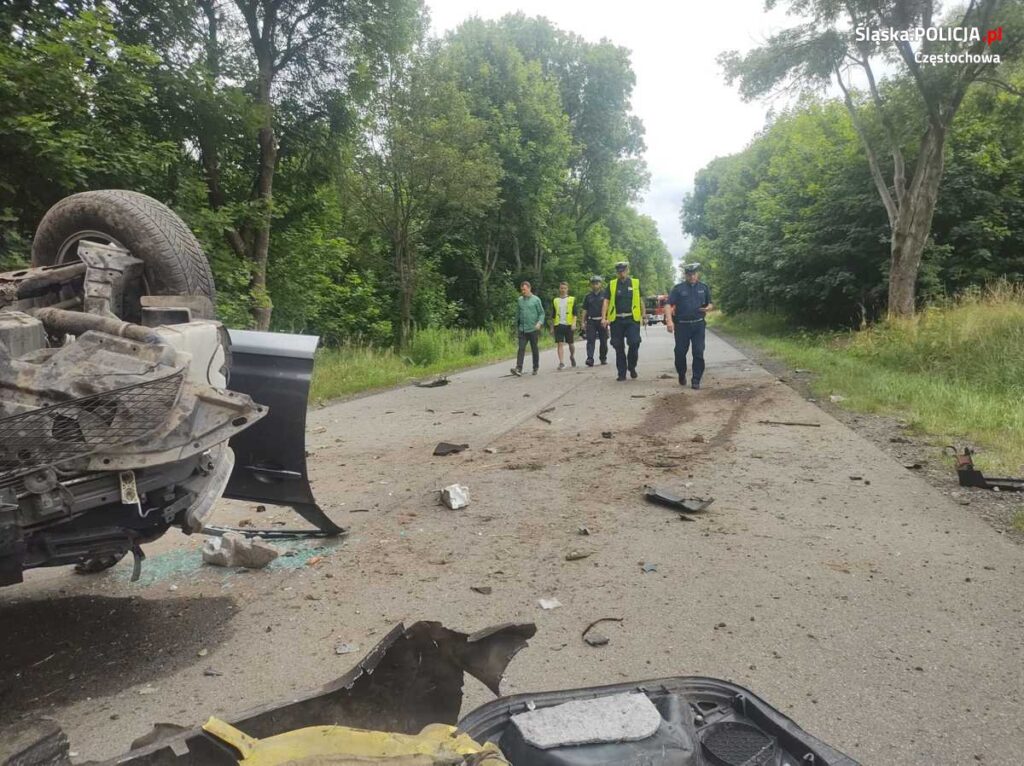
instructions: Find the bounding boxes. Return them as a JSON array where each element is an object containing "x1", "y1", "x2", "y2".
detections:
[{"x1": 644, "y1": 294, "x2": 668, "y2": 325}]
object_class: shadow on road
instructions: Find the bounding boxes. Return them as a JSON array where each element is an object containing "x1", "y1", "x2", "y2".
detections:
[{"x1": 0, "y1": 594, "x2": 235, "y2": 722}]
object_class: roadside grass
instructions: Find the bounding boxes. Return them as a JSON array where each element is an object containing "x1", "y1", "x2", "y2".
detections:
[
  {"x1": 712, "y1": 283, "x2": 1024, "y2": 473},
  {"x1": 310, "y1": 326, "x2": 553, "y2": 402},
  {"x1": 1013, "y1": 508, "x2": 1024, "y2": 534}
]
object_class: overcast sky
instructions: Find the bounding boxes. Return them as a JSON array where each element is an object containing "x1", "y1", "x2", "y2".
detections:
[{"x1": 428, "y1": 0, "x2": 794, "y2": 266}]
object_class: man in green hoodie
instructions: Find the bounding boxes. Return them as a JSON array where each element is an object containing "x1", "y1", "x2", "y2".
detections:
[{"x1": 512, "y1": 280, "x2": 544, "y2": 376}]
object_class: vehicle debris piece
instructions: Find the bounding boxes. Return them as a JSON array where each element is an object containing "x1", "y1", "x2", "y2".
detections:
[
  {"x1": 415, "y1": 377, "x2": 449, "y2": 388},
  {"x1": 538, "y1": 598, "x2": 562, "y2": 610},
  {"x1": 201, "y1": 533, "x2": 279, "y2": 569},
  {"x1": 440, "y1": 484, "x2": 470, "y2": 510},
  {"x1": 335, "y1": 642, "x2": 359, "y2": 655},
  {"x1": 643, "y1": 486, "x2": 714, "y2": 514},
  {"x1": 949, "y1": 446, "x2": 1024, "y2": 491},
  {"x1": 601, "y1": 431, "x2": 613, "y2": 439},
  {"x1": 641, "y1": 562, "x2": 658, "y2": 573},
  {"x1": 581, "y1": 617, "x2": 622, "y2": 647},
  {"x1": 471, "y1": 586, "x2": 493, "y2": 595},
  {"x1": 511, "y1": 693, "x2": 662, "y2": 748},
  {"x1": 485, "y1": 447, "x2": 498, "y2": 454},
  {"x1": 577, "y1": 525, "x2": 591, "y2": 536},
  {"x1": 537, "y1": 414, "x2": 553, "y2": 424},
  {"x1": 203, "y1": 525, "x2": 342, "y2": 541},
  {"x1": 433, "y1": 442, "x2": 469, "y2": 456},
  {"x1": 564, "y1": 550, "x2": 592, "y2": 561},
  {"x1": 758, "y1": 420, "x2": 822, "y2": 427},
  {"x1": 102, "y1": 621, "x2": 536, "y2": 764},
  {"x1": 904, "y1": 463, "x2": 923, "y2": 470}
]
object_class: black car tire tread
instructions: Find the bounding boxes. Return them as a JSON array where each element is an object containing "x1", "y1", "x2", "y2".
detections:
[{"x1": 31, "y1": 189, "x2": 215, "y2": 300}]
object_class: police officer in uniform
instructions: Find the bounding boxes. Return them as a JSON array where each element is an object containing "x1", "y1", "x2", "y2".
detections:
[
  {"x1": 580, "y1": 275, "x2": 608, "y2": 366},
  {"x1": 601, "y1": 261, "x2": 642, "y2": 381},
  {"x1": 665, "y1": 263, "x2": 713, "y2": 389}
]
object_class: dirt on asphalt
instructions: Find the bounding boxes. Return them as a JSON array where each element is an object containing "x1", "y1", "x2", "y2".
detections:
[{"x1": 1, "y1": 329, "x2": 1021, "y2": 765}]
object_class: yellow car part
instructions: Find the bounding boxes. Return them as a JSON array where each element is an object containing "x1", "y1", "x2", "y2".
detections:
[{"x1": 201, "y1": 717, "x2": 509, "y2": 765}]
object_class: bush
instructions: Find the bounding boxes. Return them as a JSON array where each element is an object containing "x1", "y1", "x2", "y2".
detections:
[
  {"x1": 465, "y1": 329, "x2": 493, "y2": 356},
  {"x1": 405, "y1": 327, "x2": 453, "y2": 366}
]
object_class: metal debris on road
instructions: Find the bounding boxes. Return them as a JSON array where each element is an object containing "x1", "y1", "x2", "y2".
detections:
[
  {"x1": 538, "y1": 598, "x2": 562, "y2": 610},
  {"x1": 415, "y1": 377, "x2": 449, "y2": 388},
  {"x1": 643, "y1": 486, "x2": 714, "y2": 513},
  {"x1": 203, "y1": 668, "x2": 223, "y2": 677},
  {"x1": 758, "y1": 420, "x2": 821, "y2": 427},
  {"x1": 582, "y1": 617, "x2": 622, "y2": 647},
  {"x1": 433, "y1": 442, "x2": 469, "y2": 456},
  {"x1": 601, "y1": 431, "x2": 613, "y2": 439},
  {"x1": 577, "y1": 526, "x2": 591, "y2": 536},
  {"x1": 949, "y1": 446, "x2": 1024, "y2": 491},
  {"x1": 904, "y1": 463, "x2": 924, "y2": 470},
  {"x1": 334, "y1": 642, "x2": 359, "y2": 655},
  {"x1": 203, "y1": 525, "x2": 343, "y2": 541},
  {"x1": 440, "y1": 484, "x2": 470, "y2": 509},
  {"x1": 640, "y1": 562, "x2": 658, "y2": 573},
  {"x1": 537, "y1": 414, "x2": 553, "y2": 424},
  {"x1": 471, "y1": 586, "x2": 492, "y2": 595}
]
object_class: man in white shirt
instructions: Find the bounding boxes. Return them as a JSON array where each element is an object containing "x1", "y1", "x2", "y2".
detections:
[{"x1": 552, "y1": 281, "x2": 577, "y2": 370}]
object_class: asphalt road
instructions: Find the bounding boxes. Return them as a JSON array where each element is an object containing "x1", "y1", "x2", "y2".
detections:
[{"x1": 1, "y1": 328, "x2": 1021, "y2": 764}]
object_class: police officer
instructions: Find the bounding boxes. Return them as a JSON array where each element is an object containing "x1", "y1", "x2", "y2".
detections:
[
  {"x1": 601, "y1": 261, "x2": 642, "y2": 381},
  {"x1": 665, "y1": 263, "x2": 713, "y2": 389},
  {"x1": 580, "y1": 275, "x2": 608, "y2": 366}
]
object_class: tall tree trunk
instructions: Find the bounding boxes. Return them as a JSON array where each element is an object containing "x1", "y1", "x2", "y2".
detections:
[
  {"x1": 888, "y1": 126, "x2": 947, "y2": 317},
  {"x1": 251, "y1": 60, "x2": 277, "y2": 330},
  {"x1": 394, "y1": 236, "x2": 414, "y2": 347}
]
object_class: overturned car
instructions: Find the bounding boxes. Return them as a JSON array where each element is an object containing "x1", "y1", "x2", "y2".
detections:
[{"x1": 0, "y1": 190, "x2": 341, "y2": 587}]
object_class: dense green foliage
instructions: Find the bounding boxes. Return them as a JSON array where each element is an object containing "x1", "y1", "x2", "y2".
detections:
[
  {"x1": 0, "y1": 2, "x2": 672, "y2": 344},
  {"x1": 714, "y1": 284, "x2": 1024, "y2": 473},
  {"x1": 684, "y1": 63, "x2": 1024, "y2": 326}
]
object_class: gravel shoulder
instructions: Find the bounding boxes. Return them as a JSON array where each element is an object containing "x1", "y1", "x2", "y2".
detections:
[{"x1": 1, "y1": 329, "x2": 1021, "y2": 765}]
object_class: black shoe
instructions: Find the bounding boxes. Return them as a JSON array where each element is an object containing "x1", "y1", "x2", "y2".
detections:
[
  {"x1": 616, "y1": 375, "x2": 626, "y2": 381},
  {"x1": 679, "y1": 376, "x2": 687, "y2": 386},
  {"x1": 691, "y1": 381, "x2": 701, "y2": 390},
  {"x1": 629, "y1": 369, "x2": 638, "y2": 379},
  {"x1": 586, "y1": 360, "x2": 594, "y2": 367},
  {"x1": 600, "y1": 360, "x2": 608, "y2": 365},
  {"x1": 511, "y1": 367, "x2": 521, "y2": 377}
]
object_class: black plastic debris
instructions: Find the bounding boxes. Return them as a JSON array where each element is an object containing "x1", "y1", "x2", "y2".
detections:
[
  {"x1": 433, "y1": 442, "x2": 469, "y2": 457},
  {"x1": 416, "y1": 377, "x2": 449, "y2": 388},
  {"x1": 949, "y1": 446, "x2": 1024, "y2": 492},
  {"x1": 643, "y1": 486, "x2": 714, "y2": 514}
]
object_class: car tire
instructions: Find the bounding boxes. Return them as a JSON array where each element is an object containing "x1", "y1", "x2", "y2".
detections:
[{"x1": 31, "y1": 189, "x2": 215, "y2": 302}]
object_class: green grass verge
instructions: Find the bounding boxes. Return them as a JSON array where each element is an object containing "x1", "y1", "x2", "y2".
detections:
[
  {"x1": 711, "y1": 284, "x2": 1024, "y2": 473},
  {"x1": 310, "y1": 326, "x2": 553, "y2": 402}
]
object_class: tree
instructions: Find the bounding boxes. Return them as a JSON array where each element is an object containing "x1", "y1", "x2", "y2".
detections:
[
  {"x1": 348, "y1": 42, "x2": 501, "y2": 346},
  {"x1": 442, "y1": 19, "x2": 572, "y2": 322},
  {"x1": 721, "y1": 0, "x2": 1021, "y2": 316}
]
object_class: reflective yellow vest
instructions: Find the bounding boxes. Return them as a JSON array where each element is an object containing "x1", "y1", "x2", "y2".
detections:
[
  {"x1": 552, "y1": 295, "x2": 575, "y2": 325},
  {"x1": 607, "y1": 278, "x2": 641, "y2": 322}
]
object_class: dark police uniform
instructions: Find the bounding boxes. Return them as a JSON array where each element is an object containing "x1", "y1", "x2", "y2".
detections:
[
  {"x1": 581, "y1": 291, "x2": 608, "y2": 365},
  {"x1": 606, "y1": 276, "x2": 641, "y2": 379},
  {"x1": 668, "y1": 280, "x2": 712, "y2": 384}
]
